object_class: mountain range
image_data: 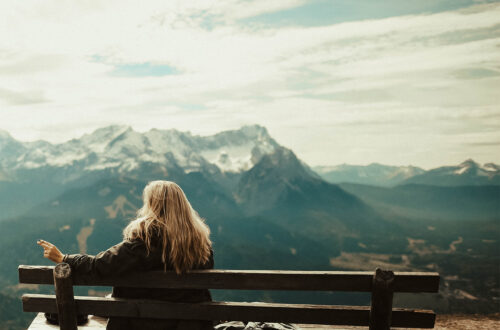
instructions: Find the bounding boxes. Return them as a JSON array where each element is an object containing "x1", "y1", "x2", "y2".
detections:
[
  {"x1": 0, "y1": 125, "x2": 498, "y2": 329},
  {"x1": 313, "y1": 163, "x2": 425, "y2": 186},
  {"x1": 402, "y1": 159, "x2": 500, "y2": 186},
  {"x1": 1, "y1": 125, "x2": 498, "y2": 188},
  {"x1": 0, "y1": 125, "x2": 278, "y2": 181},
  {"x1": 314, "y1": 159, "x2": 499, "y2": 187},
  {"x1": 0, "y1": 125, "x2": 278, "y2": 220}
]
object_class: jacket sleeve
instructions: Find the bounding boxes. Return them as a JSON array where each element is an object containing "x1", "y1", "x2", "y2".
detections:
[{"x1": 63, "y1": 240, "x2": 146, "y2": 282}]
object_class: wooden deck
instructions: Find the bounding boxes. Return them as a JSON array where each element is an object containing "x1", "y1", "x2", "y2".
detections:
[
  {"x1": 28, "y1": 313, "x2": 367, "y2": 329},
  {"x1": 27, "y1": 312, "x2": 500, "y2": 330},
  {"x1": 28, "y1": 313, "x2": 107, "y2": 329}
]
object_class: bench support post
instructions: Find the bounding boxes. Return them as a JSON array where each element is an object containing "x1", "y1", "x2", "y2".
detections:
[
  {"x1": 54, "y1": 263, "x2": 77, "y2": 330},
  {"x1": 369, "y1": 268, "x2": 394, "y2": 330}
]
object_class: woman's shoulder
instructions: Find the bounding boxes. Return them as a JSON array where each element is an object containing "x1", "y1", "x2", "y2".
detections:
[{"x1": 109, "y1": 238, "x2": 149, "y2": 255}]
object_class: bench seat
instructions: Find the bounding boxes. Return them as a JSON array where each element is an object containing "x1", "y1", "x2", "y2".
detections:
[{"x1": 19, "y1": 265, "x2": 440, "y2": 330}]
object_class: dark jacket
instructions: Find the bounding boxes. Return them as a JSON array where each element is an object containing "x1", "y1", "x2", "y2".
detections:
[{"x1": 64, "y1": 238, "x2": 214, "y2": 330}]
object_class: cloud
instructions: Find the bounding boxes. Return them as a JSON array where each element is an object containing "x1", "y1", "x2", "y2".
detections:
[
  {"x1": 0, "y1": 88, "x2": 48, "y2": 105},
  {"x1": 453, "y1": 67, "x2": 500, "y2": 79},
  {"x1": 0, "y1": 54, "x2": 67, "y2": 75},
  {"x1": 465, "y1": 141, "x2": 500, "y2": 146},
  {"x1": 109, "y1": 63, "x2": 180, "y2": 77},
  {"x1": 0, "y1": 1, "x2": 499, "y2": 168}
]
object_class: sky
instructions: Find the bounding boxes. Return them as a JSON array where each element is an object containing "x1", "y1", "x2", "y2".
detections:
[{"x1": 0, "y1": 0, "x2": 499, "y2": 169}]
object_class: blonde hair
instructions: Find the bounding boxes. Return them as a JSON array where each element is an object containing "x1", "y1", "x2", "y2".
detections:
[{"x1": 123, "y1": 180, "x2": 212, "y2": 274}]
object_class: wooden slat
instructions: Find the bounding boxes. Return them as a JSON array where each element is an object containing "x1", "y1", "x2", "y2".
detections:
[
  {"x1": 20, "y1": 266, "x2": 54, "y2": 284},
  {"x1": 18, "y1": 266, "x2": 440, "y2": 293},
  {"x1": 22, "y1": 294, "x2": 436, "y2": 328},
  {"x1": 392, "y1": 309, "x2": 436, "y2": 329}
]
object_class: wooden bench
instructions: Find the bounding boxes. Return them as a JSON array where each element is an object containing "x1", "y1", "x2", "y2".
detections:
[{"x1": 19, "y1": 264, "x2": 440, "y2": 330}]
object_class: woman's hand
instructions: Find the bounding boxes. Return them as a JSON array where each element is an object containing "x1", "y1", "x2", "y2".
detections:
[{"x1": 37, "y1": 239, "x2": 64, "y2": 263}]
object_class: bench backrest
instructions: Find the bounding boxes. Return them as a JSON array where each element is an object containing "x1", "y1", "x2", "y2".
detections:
[{"x1": 19, "y1": 264, "x2": 440, "y2": 330}]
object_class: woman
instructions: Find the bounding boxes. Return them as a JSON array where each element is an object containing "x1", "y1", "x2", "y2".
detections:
[{"x1": 37, "y1": 180, "x2": 214, "y2": 330}]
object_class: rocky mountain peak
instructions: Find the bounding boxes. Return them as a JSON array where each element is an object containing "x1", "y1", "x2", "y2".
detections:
[
  {"x1": 243, "y1": 147, "x2": 312, "y2": 184},
  {"x1": 0, "y1": 125, "x2": 285, "y2": 182},
  {"x1": 82, "y1": 124, "x2": 132, "y2": 141},
  {"x1": 240, "y1": 124, "x2": 270, "y2": 138},
  {"x1": 0, "y1": 129, "x2": 26, "y2": 161},
  {"x1": 0, "y1": 129, "x2": 13, "y2": 140},
  {"x1": 459, "y1": 158, "x2": 479, "y2": 168},
  {"x1": 453, "y1": 159, "x2": 482, "y2": 176},
  {"x1": 483, "y1": 163, "x2": 499, "y2": 172}
]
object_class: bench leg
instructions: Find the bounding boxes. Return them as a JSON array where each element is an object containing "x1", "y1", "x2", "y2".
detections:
[
  {"x1": 369, "y1": 268, "x2": 394, "y2": 330},
  {"x1": 54, "y1": 263, "x2": 78, "y2": 330}
]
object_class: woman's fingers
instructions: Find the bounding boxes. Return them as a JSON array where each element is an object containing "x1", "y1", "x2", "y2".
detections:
[
  {"x1": 38, "y1": 241, "x2": 56, "y2": 252},
  {"x1": 37, "y1": 239, "x2": 53, "y2": 247},
  {"x1": 37, "y1": 241, "x2": 48, "y2": 250},
  {"x1": 37, "y1": 240, "x2": 47, "y2": 246},
  {"x1": 37, "y1": 239, "x2": 64, "y2": 263}
]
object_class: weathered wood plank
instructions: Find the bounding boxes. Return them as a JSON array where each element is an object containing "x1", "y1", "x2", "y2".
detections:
[
  {"x1": 19, "y1": 265, "x2": 55, "y2": 284},
  {"x1": 392, "y1": 309, "x2": 436, "y2": 329},
  {"x1": 18, "y1": 266, "x2": 440, "y2": 292},
  {"x1": 22, "y1": 294, "x2": 436, "y2": 328}
]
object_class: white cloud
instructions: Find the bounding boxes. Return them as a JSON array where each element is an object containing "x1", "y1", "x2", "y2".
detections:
[{"x1": 0, "y1": 1, "x2": 499, "y2": 168}]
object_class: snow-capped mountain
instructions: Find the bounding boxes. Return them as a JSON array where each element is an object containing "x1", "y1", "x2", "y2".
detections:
[
  {"x1": 402, "y1": 159, "x2": 500, "y2": 186},
  {"x1": 0, "y1": 130, "x2": 26, "y2": 168},
  {"x1": 313, "y1": 163, "x2": 425, "y2": 186},
  {"x1": 0, "y1": 125, "x2": 280, "y2": 183}
]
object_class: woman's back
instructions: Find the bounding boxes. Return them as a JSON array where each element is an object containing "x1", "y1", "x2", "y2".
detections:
[
  {"x1": 61, "y1": 181, "x2": 215, "y2": 330},
  {"x1": 65, "y1": 233, "x2": 214, "y2": 329}
]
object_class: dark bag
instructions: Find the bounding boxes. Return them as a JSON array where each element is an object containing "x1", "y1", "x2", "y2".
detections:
[
  {"x1": 44, "y1": 313, "x2": 89, "y2": 326},
  {"x1": 215, "y1": 321, "x2": 300, "y2": 330}
]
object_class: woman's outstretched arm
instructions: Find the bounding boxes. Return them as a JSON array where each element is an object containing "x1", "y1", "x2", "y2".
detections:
[{"x1": 37, "y1": 239, "x2": 147, "y2": 281}]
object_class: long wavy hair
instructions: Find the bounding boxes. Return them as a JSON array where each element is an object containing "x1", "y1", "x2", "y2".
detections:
[{"x1": 123, "y1": 180, "x2": 212, "y2": 274}]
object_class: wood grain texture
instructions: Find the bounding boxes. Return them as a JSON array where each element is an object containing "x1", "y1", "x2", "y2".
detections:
[
  {"x1": 18, "y1": 266, "x2": 440, "y2": 292},
  {"x1": 22, "y1": 294, "x2": 437, "y2": 328}
]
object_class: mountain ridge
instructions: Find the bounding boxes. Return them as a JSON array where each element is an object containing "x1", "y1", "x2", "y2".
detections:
[
  {"x1": 0, "y1": 124, "x2": 280, "y2": 184},
  {"x1": 401, "y1": 159, "x2": 500, "y2": 186},
  {"x1": 313, "y1": 163, "x2": 425, "y2": 186},
  {"x1": 314, "y1": 160, "x2": 499, "y2": 187},
  {"x1": 2, "y1": 125, "x2": 498, "y2": 187}
]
